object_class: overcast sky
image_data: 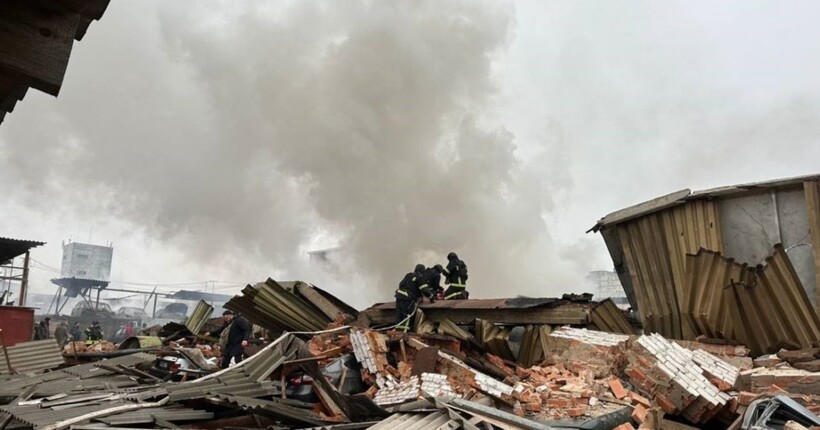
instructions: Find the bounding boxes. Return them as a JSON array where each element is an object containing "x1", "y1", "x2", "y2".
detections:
[{"x1": 2, "y1": 1, "x2": 820, "y2": 309}]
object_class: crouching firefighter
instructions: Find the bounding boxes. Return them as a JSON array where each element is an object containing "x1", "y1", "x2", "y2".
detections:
[
  {"x1": 395, "y1": 264, "x2": 426, "y2": 332},
  {"x1": 421, "y1": 264, "x2": 444, "y2": 302},
  {"x1": 443, "y1": 252, "x2": 469, "y2": 300}
]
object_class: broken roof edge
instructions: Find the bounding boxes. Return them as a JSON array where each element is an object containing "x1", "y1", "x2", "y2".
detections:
[
  {"x1": 588, "y1": 189, "x2": 691, "y2": 233},
  {"x1": 589, "y1": 172, "x2": 820, "y2": 232}
]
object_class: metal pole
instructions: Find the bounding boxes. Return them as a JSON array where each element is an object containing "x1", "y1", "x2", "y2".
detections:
[
  {"x1": 0, "y1": 329, "x2": 15, "y2": 375},
  {"x1": 152, "y1": 290, "x2": 158, "y2": 318},
  {"x1": 19, "y1": 252, "x2": 30, "y2": 307}
]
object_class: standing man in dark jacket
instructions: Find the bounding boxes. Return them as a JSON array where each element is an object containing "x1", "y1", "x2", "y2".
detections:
[
  {"x1": 70, "y1": 322, "x2": 82, "y2": 342},
  {"x1": 54, "y1": 321, "x2": 69, "y2": 348},
  {"x1": 34, "y1": 317, "x2": 51, "y2": 340},
  {"x1": 206, "y1": 310, "x2": 251, "y2": 369},
  {"x1": 443, "y1": 252, "x2": 469, "y2": 300},
  {"x1": 394, "y1": 264, "x2": 426, "y2": 332}
]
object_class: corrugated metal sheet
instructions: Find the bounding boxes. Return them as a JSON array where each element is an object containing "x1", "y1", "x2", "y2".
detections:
[
  {"x1": 517, "y1": 325, "x2": 551, "y2": 367},
  {"x1": 0, "y1": 352, "x2": 156, "y2": 397},
  {"x1": 725, "y1": 244, "x2": 820, "y2": 355},
  {"x1": 183, "y1": 300, "x2": 214, "y2": 334},
  {"x1": 436, "y1": 319, "x2": 472, "y2": 341},
  {"x1": 475, "y1": 319, "x2": 514, "y2": 361},
  {"x1": 367, "y1": 411, "x2": 458, "y2": 430},
  {"x1": 589, "y1": 299, "x2": 633, "y2": 335},
  {"x1": 97, "y1": 406, "x2": 213, "y2": 425},
  {"x1": 804, "y1": 180, "x2": 820, "y2": 313},
  {"x1": 210, "y1": 394, "x2": 330, "y2": 426},
  {"x1": 0, "y1": 399, "x2": 132, "y2": 429},
  {"x1": 224, "y1": 278, "x2": 339, "y2": 333},
  {"x1": 683, "y1": 249, "x2": 747, "y2": 340},
  {"x1": 591, "y1": 173, "x2": 820, "y2": 232},
  {"x1": 0, "y1": 237, "x2": 45, "y2": 262},
  {"x1": 0, "y1": 339, "x2": 64, "y2": 374},
  {"x1": 615, "y1": 200, "x2": 722, "y2": 339},
  {"x1": 686, "y1": 244, "x2": 820, "y2": 356}
]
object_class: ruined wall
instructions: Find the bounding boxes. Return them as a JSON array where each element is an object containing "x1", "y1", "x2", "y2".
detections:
[{"x1": 717, "y1": 187, "x2": 817, "y2": 308}]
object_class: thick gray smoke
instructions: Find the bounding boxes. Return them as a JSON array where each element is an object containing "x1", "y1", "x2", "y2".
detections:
[
  {"x1": 0, "y1": 1, "x2": 578, "y2": 306},
  {"x1": 152, "y1": 1, "x2": 576, "y2": 302}
]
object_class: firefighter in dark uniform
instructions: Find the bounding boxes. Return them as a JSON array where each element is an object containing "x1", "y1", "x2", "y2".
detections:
[
  {"x1": 443, "y1": 252, "x2": 469, "y2": 300},
  {"x1": 394, "y1": 264, "x2": 426, "y2": 332},
  {"x1": 421, "y1": 265, "x2": 444, "y2": 301}
]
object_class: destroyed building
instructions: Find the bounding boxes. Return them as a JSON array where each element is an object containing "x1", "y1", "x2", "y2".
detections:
[{"x1": 589, "y1": 174, "x2": 820, "y2": 356}]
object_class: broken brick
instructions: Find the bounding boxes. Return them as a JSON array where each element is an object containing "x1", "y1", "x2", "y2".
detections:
[
  {"x1": 627, "y1": 391, "x2": 651, "y2": 408},
  {"x1": 631, "y1": 404, "x2": 648, "y2": 424},
  {"x1": 609, "y1": 379, "x2": 628, "y2": 399},
  {"x1": 566, "y1": 406, "x2": 587, "y2": 417},
  {"x1": 738, "y1": 391, "x2": 762, "y2": 406}
]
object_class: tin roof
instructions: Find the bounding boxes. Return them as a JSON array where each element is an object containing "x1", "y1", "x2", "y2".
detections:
[
  {"x1": 0, "y1": 237, "x2": 45, "y2": 263},
  {"x1": 0, "y1": 339, "x2": 63, "y2": 375},
  {"x1": 590, "y1": 173, "x2": 820, "y2": 232}
]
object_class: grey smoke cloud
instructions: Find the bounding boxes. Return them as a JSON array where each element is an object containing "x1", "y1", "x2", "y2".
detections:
[{"x1": 0, "y1": 1, "x2": 580, "y2": 307}]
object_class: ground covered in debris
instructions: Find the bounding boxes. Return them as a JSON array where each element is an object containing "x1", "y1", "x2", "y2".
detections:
[{"x1": 2, "y1": 278, "x2": 819, "y2": 430}]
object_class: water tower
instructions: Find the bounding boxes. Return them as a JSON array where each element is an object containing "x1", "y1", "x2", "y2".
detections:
[{"x1": 50, "y1": 241, "x2": 113, "y2": 315}]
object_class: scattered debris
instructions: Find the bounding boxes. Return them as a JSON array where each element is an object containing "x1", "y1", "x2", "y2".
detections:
[{"x1": 3, "y1": 271, "x2": 820, "y2": 429}]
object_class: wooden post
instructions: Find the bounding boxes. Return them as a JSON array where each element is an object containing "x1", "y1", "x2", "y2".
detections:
[
  {"x1": 0, "y1": 329, "x2": 15, "y2": 374},
  {"x1": 19, "y1": 251, "x2": 30, "y2": 307}
]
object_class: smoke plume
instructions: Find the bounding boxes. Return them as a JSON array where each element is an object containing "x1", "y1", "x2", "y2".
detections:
[{"x1": 0, "y1": 1, "x2": 579, "y2": 307}]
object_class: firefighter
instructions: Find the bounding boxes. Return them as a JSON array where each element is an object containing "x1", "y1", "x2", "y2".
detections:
[
  {"x1": 443, "y1": 252, "x2": 469, "y2": 300},
  {"x1": 84, "y1": 320, "x2": 104, "y2": 344},
  {"x1": 394, "y1": 264, "x2": 425, "y2": 332},
  {"x1": 421, "y1": 264, "x2": 444, "y2": 302}
]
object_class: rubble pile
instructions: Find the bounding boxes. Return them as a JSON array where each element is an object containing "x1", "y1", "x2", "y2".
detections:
[
  {"x1": 5, "y1": 276, "x2": 820, "y2": 429},
  {"x1": 625, "y1": 334, "x2": 736, "y2": 424},
  {"x1": 62, "y1": 340, "x2": 117, "y2": 354}
]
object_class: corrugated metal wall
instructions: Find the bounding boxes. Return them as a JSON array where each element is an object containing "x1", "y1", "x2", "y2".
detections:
[
  {"x1": 805, "y1": 180, "x2": 820, "y2": 313},
  {"x1": 616, "y1": 200, "x2": 722, "y2": 339},
  {"x1": 683, "y1": 249, "x2": 748, "y2": 340},
  {"x1": 724, "y1": 245, "x2": 820, "y2": 356}
]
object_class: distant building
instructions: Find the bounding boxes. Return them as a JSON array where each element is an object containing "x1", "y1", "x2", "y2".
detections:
[{"x1": 586, "y1": 270, "x2": 629, "y2": 309}]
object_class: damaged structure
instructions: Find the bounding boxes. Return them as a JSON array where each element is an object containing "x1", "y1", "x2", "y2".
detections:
[
  {"x1": 0, "y1": 274, "x2": 818, "y2": 429},
  {"x1": 590, "y1": 174, "x2": 820, "y2": 355}
]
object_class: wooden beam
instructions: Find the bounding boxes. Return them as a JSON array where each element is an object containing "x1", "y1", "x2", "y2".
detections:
[
  {"x1": 364, "y1": 306, "x2": 589, "y2": 326},
  {"x1": 0, "y1": 0, "x2": 82, "y2": 96}
]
